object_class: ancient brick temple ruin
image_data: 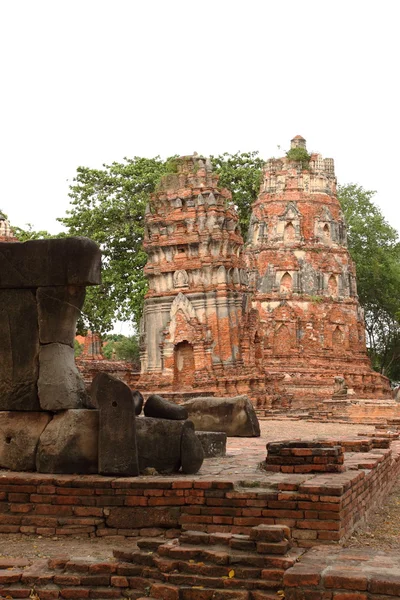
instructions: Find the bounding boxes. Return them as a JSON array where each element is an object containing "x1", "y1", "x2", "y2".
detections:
[
  {"x1": 139, "y1": 137, "x2": 392, "y2": 410},
  {"x1": 0, "y1": 212, "x2": 17, "y2": 242}
]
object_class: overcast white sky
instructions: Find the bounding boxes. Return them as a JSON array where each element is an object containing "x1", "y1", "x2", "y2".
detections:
[{"x1": 0, "y1": 0, "x2": 399, "y2": 236}]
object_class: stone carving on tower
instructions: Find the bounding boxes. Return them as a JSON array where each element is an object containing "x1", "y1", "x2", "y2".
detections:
[
  {"x1": 139, "y1": 140, "x2": 391, "y2": 409},
  {"x1": 245, "y1": 136, "x2": 391, "y2": 407},
  {"x1": 139, "y1": 155, "x2": 267, "y2": 399},
  {"x1": 0, "y1": 211, "x2": 17, "y2": 242}
]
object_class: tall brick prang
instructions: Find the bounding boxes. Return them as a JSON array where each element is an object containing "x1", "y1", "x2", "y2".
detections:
[
  {"x1": 139, "y1": 154, "x2": 267, "y2": 400},
  {"x1": 246, "y1": 136, "x2": 391, "y2": 409},
  {"x1": 139, "y1": 140, "x2": 392, "y2": 410}
]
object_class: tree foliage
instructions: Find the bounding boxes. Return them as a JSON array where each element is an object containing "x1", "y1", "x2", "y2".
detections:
[
  {"x1": 338, "y1": 184, "x2": 400, "y2": 379},
  {"x1": 103, "y1": 335, "x2": 140, "y2": 368},
  {"x1": 211, "y1": 151, "x2": 264, "y2": 236},
  {"x1": 11, "y1": 224, "x2": 52, "y2": 242},
  {"x1": 11, "y1": 155, "x2": 399, "y2": 381},
  {"x1": 58, "y1": 157, "x2": 171, "y2": 334}
]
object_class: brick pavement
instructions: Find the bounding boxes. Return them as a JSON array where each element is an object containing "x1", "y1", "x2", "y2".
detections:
[{"x1": 199, "y1": 419, "x2": 374, "y2": 480}]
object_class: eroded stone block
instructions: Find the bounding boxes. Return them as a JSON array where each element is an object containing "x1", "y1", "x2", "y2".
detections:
[
  {"x1": 36, "y1": 409, "x2": 98, "y2": 474},
  {"x1": 195, "y1": 430, "x2": 227, "y2": 457},
  {"x1": 0, "y1": 237, "x2": 101, "y2": 288},
  {"x1": 37, "y1": 286, "x2": 86, "y2": 346},
  {"x1": 0, "y1": 412, "x2": 51, "y2": 471},
  {"x1": 136, "y1": 417, "x2": 183, "y2": 474},
  {"x1": 93, "y1": 372, "x2": 139, "y2": 476},
  {"x1": 183, "y1": 395, "x2": 260, "y2": 437},
  {"x1": 0, "y1": 289, "x2": 40, "y2": 410},
  {"x1": 38, "y1": 343, "x2": 89, "y2": 411},
  {"x1": 181, "y1": 420, "x2": 204, "y2": 474}
]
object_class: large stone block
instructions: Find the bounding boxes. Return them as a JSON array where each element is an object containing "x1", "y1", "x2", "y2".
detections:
[
  {"x1": 183, "y1": 395, "x2": 260, "y2": 437},
  {"x1": 0, "y1": 237, "x2": 101, "y2": 289},
  {"x1": 37, "y1": 286, "x2": 86, "y2": 346},
  {"x1": 0, "y1": 289, "x2": 40, "y2": 410},
  {"x1": 38, "y1": 343, "x2": 89, "y2": 410},
  {"x1": 136, "y1": 417, "x2": 182, "y2": 474},
  {"x1": 0, "y1": 412, "x2": 51, "y2": 471},
  {"x1": 195, "y1": 431, "x2": 227, "y2": 457},
  {"x1": 136, "y1": 417, "x2": 203, "y2": 474},
  {"x1": 36, "y1": 409, "x2": 98, "y2": 474},
  {"x1": 93, "y1": 372, "x2": 139, "y2": 476}
]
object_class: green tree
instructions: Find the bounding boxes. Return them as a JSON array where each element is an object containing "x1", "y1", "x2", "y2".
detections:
[
  {"x1": 12, "y1": 224, "x2": 53, "y2": 241},
  {"x1": 338, "y1": 184, "x2": 400, "y2": 379},
  {"x1": 58, "y1": 152, "x2": 262, "y2": 333},
  {"x1": 211, "y1": 151, "x2": 264, "y2": 236},
  {"x1": 103, "y1": 335, "x2": 140, "y2": 367},
  {"x1": 58, "y1": 157, "x2": 172, "y2": 334},
  {"x1": 20, "y1": 155, "x2": 399, "y2": 381},
  {"x1": 74, "y1": 339, "x2": 83, "y2": 358}
]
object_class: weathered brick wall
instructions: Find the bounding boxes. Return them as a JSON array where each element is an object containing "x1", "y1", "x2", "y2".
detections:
[
  {"x1": 265, "y1": 440, "x2": 345, "y2": 473},
  {"x1": 0, "y1": 440, "x2": 399, "y2": 547},
  {"x1": 284, "y1": 547, "x2": 400, "y2": 599},
  {"x1": 2, "y1": 523, "x2": 400, "y2": 599},
  {"x1": 138, "y1": 142, "x2": 391, "y2": 411}
]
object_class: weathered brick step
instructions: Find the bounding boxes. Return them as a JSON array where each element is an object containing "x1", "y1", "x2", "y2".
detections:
[
  {"x1": 181, "y1": 525, "x2": 291, "y2": 548},
  {"x1": 137, "y1": 537, "x2": 166, "y2": 551},
  {"x1": 152, "y1": 580, "x2": 283, "y2": 597},
  {"x1": 154, "y1": 546, "x2": 303, "y2": 570},
  {"x1": 150, "y1": 582, "x2": 281, "y2": 599},
  {"x1": 113, "y1": 547, "x2": 156, "y2": 565}
]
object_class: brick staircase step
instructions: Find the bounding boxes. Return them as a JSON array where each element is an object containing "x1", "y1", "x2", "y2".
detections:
[
  {"x1": 137, "y1": 537, "x2": 166, "y2": 551},
  {"x1": 113, "y1": 548, "x2": 155, "y2": 565}
]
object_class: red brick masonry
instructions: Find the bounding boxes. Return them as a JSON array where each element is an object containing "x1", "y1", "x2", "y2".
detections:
[
  {"x1": 0, "y1": 436, "x2": 399, "y2": 548},
  {"x1": 1, "y1": 527, "x2": 400, "y2": 599}
]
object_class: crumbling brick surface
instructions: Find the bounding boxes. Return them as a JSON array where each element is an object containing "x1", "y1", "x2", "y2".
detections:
[
  {"x1": 265, "y1": 441, "x2": 345, "y2": 474},
  {"x1": 139, "y1": 140, "x2": 391, "y2": 411}
]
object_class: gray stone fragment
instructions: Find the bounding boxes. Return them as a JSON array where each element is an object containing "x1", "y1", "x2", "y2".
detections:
[
  {"x1": 136, "y1": 417, "x2": 183, "y2": 474},
  {"x1": 38, "y1": 343, "x2": 89, "y2": 411},
  {"x1": 0, "y1": 289, "x2": 40, "y2": 410},
  {"x1": 0, "y1": 237, "x2": 101, "y2": 289},
  {"x1": 37, "y1": 286, "x2": 86, "y2": 346},
  {"x1": 195, "y1": 431, "x2": 227, "y2": 457},
  {"x1": 181, "y1": 421, "x2": 204, "y2": 474},
  {"x1": 144, "y1": 394, "x2": 188, "y2": 420},
  {"x1": 93, "y1": 373, "x2": 139, "y2": 476},
  {"x1": 183, "y1": 395, "x2": 260, "y2": 437},
  {"x1": 36, "y1": 409, "x2": 98, "y2": 474},
  {"x1": 0, "y1": 412, "x2": 51, "y2": 471},
  {"x1": 132, "y1": 390, "x2": 144, "y2": 416}
]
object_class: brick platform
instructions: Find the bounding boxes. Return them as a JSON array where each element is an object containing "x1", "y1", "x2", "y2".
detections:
[
  {"x1": 284, "y1": 545, "x2": 400, "y2": 599},
  {"x1": 265, "y1": 440, "x2": 345, "y2": 474},
  {"x1": 0, "y1": 434, "x2": 399, "y2": 548}
]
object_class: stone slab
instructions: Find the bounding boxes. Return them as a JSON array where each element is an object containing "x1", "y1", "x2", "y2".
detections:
[
  {"x1": 38, "y1": 343, "x2": 89, "y2": 411},
  {"x1": 0, "y1": 237, "x2": 101, "y2": 288},
  {"x1": 0, "y1": 289, "x2": 40, "y2": 410},
  {"x1": 93, "y1": 372, "x2": 139, "y2": 476},
  {"x1": 37, "y1": 285, "x2": 86, "y2": 346},
  {"x1": 195, "y1": 431, "x2": 227, "y2": 457},
  {"x1": 36, "y1": 409, "x2": 98, "y2": 474},
  {"x1": 136, "y1": 417, "x2": 184, "y2": 474},
  {"x1": 0, "y1": 412, "x2": 51, "y2": 471}
]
